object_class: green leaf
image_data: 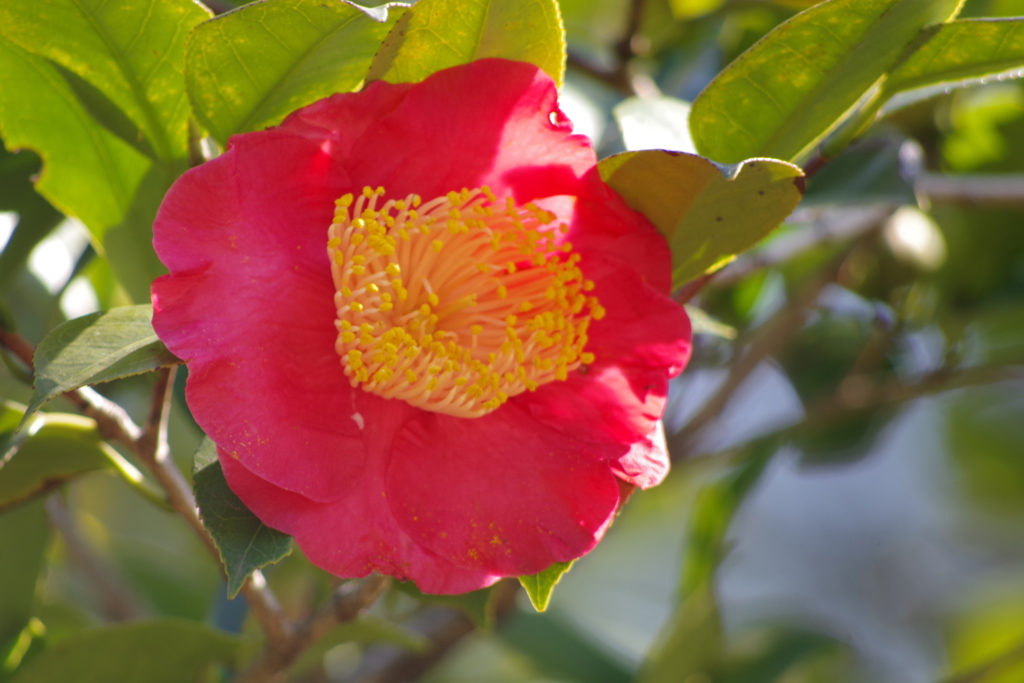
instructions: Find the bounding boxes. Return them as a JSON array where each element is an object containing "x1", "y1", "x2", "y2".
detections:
[
  {"x1": 0, "y1": 37, "x2": 167, "y2": 303},
  {"x1": 0, "y1": 499, "x2": 50, "y2": 655},
  {"x1": 689, "y1": 0, "x2": 963, "y2": 163},
  {"x1": 635, "y1": 583, "x2": 722, "y2": 683},
  {"x1": 0, "y1": 408, "x2": 144, "y2": 512},
  {"x1": 395, "y1": 581, "x2": 497, "y2": 628},
  {"x1": 8, "y1": 618, "x2": 240, "y2": 683},
  {"x1": 186, "y1": 0, "x2": 405, "y2": 147},
  {"x1": 289, "y1": 615, "x2": 428, "y2": 678},
  {"x1": 23, "y1": 305, "x2": 181, "y2": 424},
  {"x1": 0, "y1": 147, "x2": 63, "y2": 292},
  {"x1": 0, "y1": 0, "x2": 210, "y2": 162},
  {"x1": 518, "y1": 560, "x2": 573, "y2": 612},
  {"x1": 884, "y1": 18, "x2": 1024, "y2": 98},
  {"x1": 367, "y1": 0, "x2": 566, "y2": 88},
  {"x1": 599, "y1": 150, "x2": 804, "y2": 289},
  {"x1": 192, "y1": 438, "x2": 292, "y2": 599}
]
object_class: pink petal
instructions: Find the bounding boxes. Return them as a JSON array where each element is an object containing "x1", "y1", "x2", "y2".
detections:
[{"x1": 386, "y1": 403, "x2": 623, "y2": 576}]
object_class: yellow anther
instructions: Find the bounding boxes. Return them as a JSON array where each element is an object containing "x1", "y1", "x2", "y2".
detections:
[
  {"x1": 580, "y1": 352, "x2": 595, "y2": 364},
  {"x1": 329, "y1": 184, "x2": 601, "y2": 418}
]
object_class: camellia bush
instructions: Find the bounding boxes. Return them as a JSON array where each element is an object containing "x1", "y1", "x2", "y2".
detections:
[{"x1": 3, "y1": 0, "x2": 1024, "y2": 681}]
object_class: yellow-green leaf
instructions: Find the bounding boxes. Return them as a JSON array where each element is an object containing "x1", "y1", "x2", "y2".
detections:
[
  {"x1": 186, "y1": 0, "x2": 404, "y2": 146},
  {"x1": 599, "y1": 150, "x2": 804, "y2": 288},
  {"x1": 367, "y1": 0, "x2": 565, "y2": 88},
  {"x1": 689, "y1": 0, "x2": 963, "y2": 163},
  {"x1": 518, "y1": 560, "x2": 573, "y2": 612},
  {"x1": 884, "y1": 18, "x2": 1024, "y2": 98}
]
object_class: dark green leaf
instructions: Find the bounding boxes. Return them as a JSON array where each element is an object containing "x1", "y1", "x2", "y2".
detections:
[
  {"x1": 0, "y1": 0, "x2": 210, "y2": 161},
  {"x1": 367, "y1": 0, "x2": 566, "y2": 88},
  {"x1": 599, "y1": 150, "x2": 804, "y2": 288},
  {"x1": 193, "y1": 438, "x2": 292, "y2": 598},
  {"x1": 8, "y1": 618, "x2": 240, "y2": 683},
  {"x1": 0, "y1": 408, "x2": 144, "y2": 512},
  {"x1": 884, "y1": 19, "x2": 1024, "y2": 99},
  {"x1": 0, "y1": 499, "x2": 49, "y2": 655},
  {"x1": 394, "y1": 581, "x2": 497, "y2": 628},
  {"x1": 689, "y1": 0, "x2": 963, "y2": 163},
  {"x1": 23, "y1": 305, "x2": 181, "y2": 424},
  {"x1": 0, "y1": 147, "x2": 62, "y2": 292},
  {"x1": 186, "y1": 0, "x2": 404, "y2": 146},
  {"x1": 518, "y1": 560, "x2": 573, "y2": 612}
]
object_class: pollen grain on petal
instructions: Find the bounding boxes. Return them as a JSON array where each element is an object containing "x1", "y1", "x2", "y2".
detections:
[{"x1": 326, "y1": 186, "x2": 600, "y2": 418}]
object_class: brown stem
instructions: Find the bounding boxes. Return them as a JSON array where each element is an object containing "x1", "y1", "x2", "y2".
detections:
[
  {"x1": 235, "y1": 575, "x2": 392, "y2": 683},
  {"x1": 45, "y1": 494, "x2": 148, "y2": 621},
  {"x1": 0, "y1": 328, "x2": 292, "y2": 653}
]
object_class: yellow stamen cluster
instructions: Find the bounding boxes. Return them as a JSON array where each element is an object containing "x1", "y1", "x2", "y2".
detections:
[{"x1": 327, "y1": 185, "x2": 603, "y2": 418}]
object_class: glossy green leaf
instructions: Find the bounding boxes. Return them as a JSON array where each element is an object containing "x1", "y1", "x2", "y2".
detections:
[
  {"x1": 689, "y1": 0, "x2": 964, "y2": 163},
  {"x1": 518, "y1": 560, "x2": 573, "y2": 612},
  {"x1": 0, "y1": 0, "x2": 210, "y2": 161},
  {"x1": 0, "y1": 499, "x2": 50, "y2": 656},
  {"x1": 884, "y1": 18, "x2": 1024, "y2": 98},
  {"x1": 367, "y1": 0, "x2": 566, "y2": 88},
  {"x1": 599, "y1": 150, "x2": 804, "y2": 288},
  {"x1": 0, "y1": 38, "x2": 166, "y2": 303},
  {"x1": 23, "y1": 305, "x2": 181, "y2": 424},
  {"x1": 193, "y1": 439, "x2": 292, "y2": 598},
  {"x1": 0, "y1": 147, "x2": 62, "y2": 292},
  {"x1": 289, "y1": 616, "x2": 428, "y2": 678},
  {"x1": 0, "y1": 408, "x2": 143, "y2": 512},
  {"x1": 8, "y1": 618, "x2": 240, "y2": 683},
  {"x1": 186, "y1": 0, "x2": 404, "y2": 146}
]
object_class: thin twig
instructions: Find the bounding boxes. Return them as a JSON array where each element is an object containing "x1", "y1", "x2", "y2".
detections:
[
  {"x1": 0, "y1": 328, "x2": 291, "y2": 652},
  {"x1": 669, "y1": 257, "x2": 842, "y2": 458},
  {"x1": 45, "y1": 494, "x2": 148, "y2": 621},
  {"x1": 916, "y1": 173, "x2": 1024, "y2": 205},
  {"x1": 235, "y1": 575, "x2": 393, "y2": 683},
  {"x1": 344, "y1": 579, "x2": 520, "y2": 683}
]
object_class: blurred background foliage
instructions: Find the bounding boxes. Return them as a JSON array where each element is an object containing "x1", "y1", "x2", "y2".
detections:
[{"x1": 4, "y1": 0, "x2": 1024, "y2": 681}]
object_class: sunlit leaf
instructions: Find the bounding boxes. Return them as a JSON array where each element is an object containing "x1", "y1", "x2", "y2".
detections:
[
  {"x1": 8, "y1": 618, "x2": 240, "y2": 683},
  {"x1": 0, "y1": 38, "x2": 165, "y2": 303},
  {"x1": 689, "y1": 0, "x2": 963, "y2": 163},
  {"x1": 193, "y1": 439, "x2": 292, "y2": 599},
  {"x1": 367, "y1": 0, "x2": 566, "y2": 88},
  {"x1": 518, "y1": 561, "x2": 573, "y2": 612},
  {"x1": 0, "y1": 0, "x2": 210, "y2": 161},
  {"x1": 23, "y1": 305, "x2": 181, "y2": 424},
  {"x1": 884, "y1": 18, "x2": 1024, "y2": 98},
  {"x1": 599, "y1": 150, "x2": 804, "y2": 288},
  {"x1": 0, "y1": 407, "x2": 143, "y2": 512},
  {"x1": 186, "y1": 0, "x2": 404, "y2": 146},
  {"x1": 0, "y1": 499, "x2": 49, "y2": 656}
]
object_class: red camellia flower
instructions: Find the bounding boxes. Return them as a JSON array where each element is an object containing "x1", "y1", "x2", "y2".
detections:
[{"x1": 152, "y1": 59, "x2": 692, "y2": 594}]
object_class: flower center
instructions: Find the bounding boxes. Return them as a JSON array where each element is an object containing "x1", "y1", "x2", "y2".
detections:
[{"x1": 327, "y1": 186, "x2": 604, "y2": 418}]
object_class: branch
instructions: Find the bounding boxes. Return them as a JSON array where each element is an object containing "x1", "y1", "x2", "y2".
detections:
[
  {"x1": 45, "y1": 494, "x2": 148, "y2": 621},
  {"x1": 669, "y1": 256, "x2": 843, "y2": 458},
  {"x1": 708, "y1": 204, "x2": 895, "y2": 289},
  {"x1": 916, "y1": 173, "x2": 1024, "y2": 206},
  {"x1": 345, "y1": 580, "x2": 520, "y2": 683},
  {"x1": 0, "y1": 328, "x2": 291, "y2": 650},
  {"x1": 235, "y1": 575, "x2": 392, "y2": 683}
]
